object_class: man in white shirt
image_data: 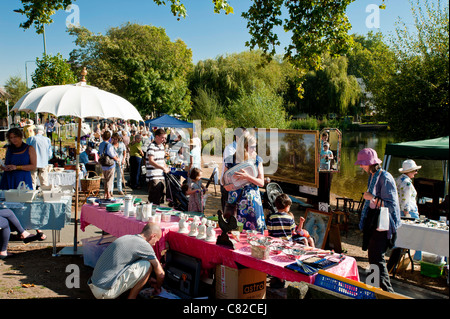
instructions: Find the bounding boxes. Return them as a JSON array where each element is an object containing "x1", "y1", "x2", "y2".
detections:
[{"x1": 26, "y1": 125, "x2": 53, "y2": 189}]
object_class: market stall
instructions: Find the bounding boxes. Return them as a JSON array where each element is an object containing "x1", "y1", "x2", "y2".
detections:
[
  {"x1": 1, "y1": 195, "x2": 72, "y2": 256},
  {"x1": 79, "y1": 202, "x2": 359, "y2": 293}
]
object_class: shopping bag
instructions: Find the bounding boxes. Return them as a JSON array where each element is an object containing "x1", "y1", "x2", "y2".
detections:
[{"x1": 377, "y1": 206, "x2": 390, "y2": 232}]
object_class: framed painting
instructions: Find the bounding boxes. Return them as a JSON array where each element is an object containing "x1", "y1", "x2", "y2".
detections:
[
  {"x1": 255, "y1": 129, "x2": 319, "y2": 188},
  {"x1": 303, "y1": 208, "x2": 333, "y2": 249}
]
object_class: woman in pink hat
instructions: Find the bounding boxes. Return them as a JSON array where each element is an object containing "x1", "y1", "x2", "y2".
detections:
[
  {"x1": 355, "y1": 148, "x2": 401, "y2": 293},
  {"x1": 395, "y1": 159, "x2": 421, "y2": 219}
]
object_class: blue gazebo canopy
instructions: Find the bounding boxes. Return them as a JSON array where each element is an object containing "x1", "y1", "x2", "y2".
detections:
[{"x1": 145, "y1": 114, "x2": 193, "y2": 129}]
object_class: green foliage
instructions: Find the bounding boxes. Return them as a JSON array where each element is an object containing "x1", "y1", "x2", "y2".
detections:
[
  {"x1": 346, "y1": 32, "x2": 397, "y2": 118},
  {"x1": 3, "y1": 76, "x2": 28, "y2": 104},
  {"x1": 15, "y1": 0, "x2": 233, "y2": 31},
  {"x1": 68, "y1": 23, "x2": 193, "y2": 118},
  {"x1": 15, "y1": 0, "x2": 73, "y2": 34},
  {"x1": 190, "y1": 89, "x2": 227, "y2": 128},
  {"x1": 189, "y1": 50, "x2": 296, "y2": 110},
  {"x1": 296, "y1": 54, "x2": 361, "y2": 117},
  {"x1": 383, "y1": 0, "x2": 449, "y2": 139},
  {"x1": 31, "y1": 53, "x2": 77, "y2": 88},
  {"x1": 226, "y1": 84, "x2": 288, "y2": 129},
  {"x1": 242, "y1": 0, "x2": 355, "y2": 72}
]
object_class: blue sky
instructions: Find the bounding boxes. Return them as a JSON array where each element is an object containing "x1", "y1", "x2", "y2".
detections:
[{"x1": 0, "y1": 0, "x2": 443, "y2": 87}]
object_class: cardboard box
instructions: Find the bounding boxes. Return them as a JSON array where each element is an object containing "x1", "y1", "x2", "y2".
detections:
[{"x1": 215, "y1": 265, "x2": 266, "y2": 299}]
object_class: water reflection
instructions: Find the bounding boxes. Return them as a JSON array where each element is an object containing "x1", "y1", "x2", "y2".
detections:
[{"x1": 331, "y1": 131, "x2": 445, "y2": 201}]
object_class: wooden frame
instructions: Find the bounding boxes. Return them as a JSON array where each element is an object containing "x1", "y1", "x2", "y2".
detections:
[
  {"x1": 303, "y1": 208, "x2": 333, "y2": 249},
  {"x1": 255, "y1": 129, "x2": 319, "y2": 188}
]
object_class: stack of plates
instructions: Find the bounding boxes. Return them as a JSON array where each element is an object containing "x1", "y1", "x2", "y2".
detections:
[{"x1": 106, "y1": 203, "x2": 123, "y2": 212}]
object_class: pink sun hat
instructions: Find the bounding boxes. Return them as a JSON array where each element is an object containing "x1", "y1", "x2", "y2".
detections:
[{"x1": 354, "y1": 148, "x2": 382, "y2": 166}]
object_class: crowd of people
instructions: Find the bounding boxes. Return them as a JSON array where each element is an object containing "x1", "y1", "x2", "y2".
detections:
[{"x1": 0, "y1": 118, "x2": 436, "y2": 296}]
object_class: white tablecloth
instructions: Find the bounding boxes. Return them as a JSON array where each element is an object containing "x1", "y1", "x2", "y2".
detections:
[
  {"x1": 47, "y1": 170, "x2": 77, "y2": 187},
  {"x1": 395, "y1": 222, "x2": 449, "y2": 257}
]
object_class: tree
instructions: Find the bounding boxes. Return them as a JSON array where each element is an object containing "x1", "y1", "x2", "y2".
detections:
[
  {"x1": 296, "y1": 54, "x2": 361, "y2": 117},
  {"x1": 189, "y1": 50, "x2": 295, "y2": 111},
  {"x1": 15, "y1": 0, "x2": 232, "y2": 34},
  {"x1": 15, "y1": 0, "x2": 355, "y2": 77},
  {"x1": 1, "y1": 76, "x2": 28, "y2": 118},
  {"x1": 3, "y1": 76, "x2": 28, "y2": 104},
  {"x1": 68, "y1": 23, "x2": 193, "y2": 117},
  {"x1": 383, "y1": 0, "x2": 449, "y2": 139},
  {"x1": 227, "y1": 83, "x2": 288, "y2": 129},
  {"x1": 346, "y1": 32, "x2": 397, "y2": 119},
  {"x1": 32, "y1": 53, "x2": 77, "y2": 88}
]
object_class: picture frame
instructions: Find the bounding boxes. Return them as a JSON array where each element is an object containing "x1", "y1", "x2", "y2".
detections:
[
  {"x1": 255, "y1": 129, "x2": 319, "y2": 188},
  {"x1": 303, "y1": 208, "x2": 333, "y2": 249}
]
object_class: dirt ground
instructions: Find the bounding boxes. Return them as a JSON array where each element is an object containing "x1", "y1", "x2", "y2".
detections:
[{"x1": 0, "y1": 155, "x2": 448, "y2": 299}]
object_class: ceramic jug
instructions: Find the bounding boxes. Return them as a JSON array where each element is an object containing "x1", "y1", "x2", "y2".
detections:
[{"x1": 123, "y1": 195, "x2": 133, "y2": 217}]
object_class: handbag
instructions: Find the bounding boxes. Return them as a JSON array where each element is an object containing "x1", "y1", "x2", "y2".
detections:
[
  {"x1": 362, "y1": 197, "x2": 382, "y2": 251},
  {"x1": 99, "y1": 144, "x2": 115, "y2": 167}
]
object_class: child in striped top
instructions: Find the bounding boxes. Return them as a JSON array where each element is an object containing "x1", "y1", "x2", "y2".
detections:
[{"x1": 266, "y1": 194, "x2": 296, "y2": 240}]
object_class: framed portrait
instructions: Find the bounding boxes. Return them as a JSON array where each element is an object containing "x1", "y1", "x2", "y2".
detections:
[
  {"x1": 255, "y1": 129, "x2": 319, "y2": 188},
  {"x1": 303, "y1": 208, "x2": 333, "y2": 249},
  {"x1": 318, "y1": 128, "x2": 342, "y2": 172}
]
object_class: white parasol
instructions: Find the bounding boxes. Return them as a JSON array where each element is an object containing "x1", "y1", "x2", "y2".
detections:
[{"x1": 11, "y1": 67, "x2": 143, "y2": 255}]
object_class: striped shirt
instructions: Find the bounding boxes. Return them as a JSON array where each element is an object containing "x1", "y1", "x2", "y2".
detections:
[
  {"x1": 90, "y1": 234, "x2": 155, "y2": 290},
  {"x1": 146, "y1": 142, "x2": 165, "y2": 181},
  {"x1": 266, "y1": 211, "x2": 296, "y2": 240}
]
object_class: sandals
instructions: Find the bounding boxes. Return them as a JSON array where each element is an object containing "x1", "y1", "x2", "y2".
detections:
[{"x1": 23, "y1": 232, "x2": 46, "y2": 244}]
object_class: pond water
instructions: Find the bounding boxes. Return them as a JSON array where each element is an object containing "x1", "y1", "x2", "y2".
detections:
[{"x1": 330, "y1": 131, "x2": 446, "y2": 201}]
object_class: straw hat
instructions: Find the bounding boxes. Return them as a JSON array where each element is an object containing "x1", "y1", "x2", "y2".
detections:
[
  {"x1": 354, "y1": 148, "x2": 382, "y2": 166},
  {"x1": 188, "y1": 139, "x2": 195, "y2": 146},
  {"x1": 399, "y1": 159, "x2": 422, "y2": 173}
]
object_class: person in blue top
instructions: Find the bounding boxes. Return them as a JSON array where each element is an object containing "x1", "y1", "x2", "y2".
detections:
[
  {"x1": 98, "y1": 131, "x2": 119, "y2": 199},
  {"x1": 355, "y1": 148, "x2": 401, "y2": 293},
  {"x1": 0, "y1": 128, "x2": 37, "y2": 191},
  {"x1": 223, "y1": 134, "x2": 266, "y2": 233},
  {"x1": 320, "y1": 142, "x2": 334, "y2": 170},
  {"x1": 26, "y1": 125, "x2": 53, "y2": 190}
]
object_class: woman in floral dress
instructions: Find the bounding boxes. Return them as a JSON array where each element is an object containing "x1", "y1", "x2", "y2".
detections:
[{"x1": 223, "y1": 134, "x2": 266, "y2": 233}]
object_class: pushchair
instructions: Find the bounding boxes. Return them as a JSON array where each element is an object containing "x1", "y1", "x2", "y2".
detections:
[
  {"x1": 164, "y1": 172, "x2": 189, "y2": 212},
  {"x1": 263, "y1": 182, "x2": 284, "y2": 214}
]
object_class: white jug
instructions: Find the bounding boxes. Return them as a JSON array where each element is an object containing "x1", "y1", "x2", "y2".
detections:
[
  {"x1": 123, "y1": 195, "x2": 133, "y2": 217},
  {"x1": 142, "y1": 203, "x2": 153, "y2": 222}
]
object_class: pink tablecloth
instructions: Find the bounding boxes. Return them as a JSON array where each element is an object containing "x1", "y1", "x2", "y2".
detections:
[
  {"x1": 80, "y1": 204, "x2": 179, "y2": 258},
  {"x1": 80, "y1": 204, "x2": 360, "y2": 283},
  {"x1": 167, "y1": 230, "x2": 360, "y2": 283}
]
